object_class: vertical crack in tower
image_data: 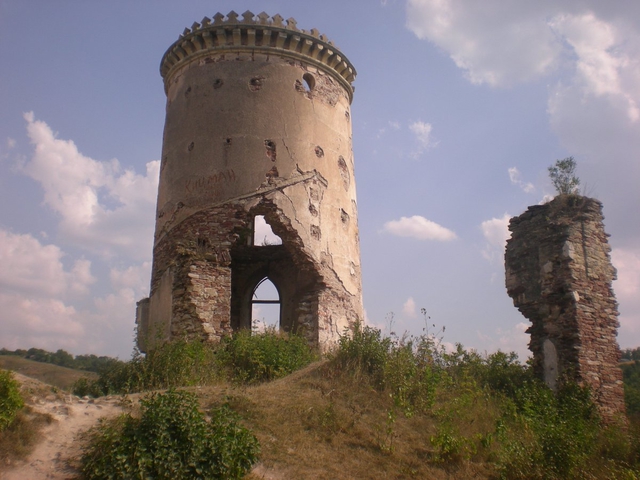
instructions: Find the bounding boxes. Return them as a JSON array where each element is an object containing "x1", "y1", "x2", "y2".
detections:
[{"x1": 136, "y1": 11, "x2": 363, "y2": 351}]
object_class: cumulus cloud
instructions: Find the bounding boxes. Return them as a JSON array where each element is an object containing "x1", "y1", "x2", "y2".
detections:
[
  {"x1": 406, "y1": 1, "x2": 640, "y2": 243},
  {"x1": 383, "y1": 215, "x2": 457, "y2": 241},
  {"x1": 550, "y1": 12, "x2": 639, "y2": 121},
  {"x1": 253, "y1": 215, "x2": 283, "y2": 246},
  {"x1": 481, "y1": 213, "x2": 511, "y2": 262},
  {"x1": 611, "y1": 248, "x2": 640, "y2": 348},
  {"x1": 477, "y1": 322, "x2": 530, "y2": 360},
  {"x1": 0, "y1": 229, "x2": 95, "y2": 297},
  {"x1": 508, "y1": 167, "x2": 535, "y2": 193},
  {"x1": 0, "y1": 229, "x2": 96, "y2": 352},
  {"x1": 0, "y1": 294, "x2": 85, "y2": 352},
  {"x1": 402, "y1": 297, "x2": 417, "y2": 318},
  {"x1": 406, "y1": 0, "x2": 563, "y2": 87},
  {"x1": 21, "y1": 112, "x2": 159, "y2": 260}
]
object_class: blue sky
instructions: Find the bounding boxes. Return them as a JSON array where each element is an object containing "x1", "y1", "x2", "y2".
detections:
[{"x1": 1, "y1": 0, "x2": 638, "y2": 359}]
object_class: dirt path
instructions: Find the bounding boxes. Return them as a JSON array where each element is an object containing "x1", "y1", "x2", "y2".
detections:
[{"x1": 1, "y1": 374, "x2": 126, "y2": 480}]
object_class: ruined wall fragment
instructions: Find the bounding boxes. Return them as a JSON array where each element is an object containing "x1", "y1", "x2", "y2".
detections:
[{"x1": 505, "y1": 195, "x2": 625, "y2": 421}]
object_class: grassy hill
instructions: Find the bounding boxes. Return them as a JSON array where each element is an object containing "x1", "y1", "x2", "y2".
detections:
[
  {"x1": 2, "y1": 330, "x2": 640, "y2": 479},
  {"x1": 0, "y1": 355, "x2": 96, "y2": 392}
]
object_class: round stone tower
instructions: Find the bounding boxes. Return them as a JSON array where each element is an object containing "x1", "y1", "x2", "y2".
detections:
[{"x1": 136, "y1": 11, "x2": 363, "y2": 351}]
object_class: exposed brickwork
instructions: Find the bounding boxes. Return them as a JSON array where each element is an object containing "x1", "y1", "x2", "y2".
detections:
[
  {"x1": 136, "y1": 11, "x2": 364, "y2": 353},
  {"x1": 505, "y1": 195, "x2": 625, "y2": 422}
]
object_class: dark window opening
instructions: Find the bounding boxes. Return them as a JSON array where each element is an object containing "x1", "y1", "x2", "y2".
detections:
[{"x1": 302, "y1": 73, "x2": 315, "y2": 92}]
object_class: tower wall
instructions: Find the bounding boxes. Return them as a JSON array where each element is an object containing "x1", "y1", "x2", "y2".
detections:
[
  {"x1": 505, "y1": 195, "x2": 625, "y2": 421},
  {"x1": 137, "y1": 11, "x2": 363, "y2": 350}
]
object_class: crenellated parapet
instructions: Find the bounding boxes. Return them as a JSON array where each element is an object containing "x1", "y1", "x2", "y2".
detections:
[{"x1": 160, "y1": 10, "x2": 357, "y2": 100}]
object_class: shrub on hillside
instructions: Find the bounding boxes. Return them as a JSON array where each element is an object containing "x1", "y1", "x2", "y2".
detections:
[
  {"x1": 0, "y1": 369, "x2": 24, "y2": 431},
  {"x1": 73, "y1": 339, "x2": 220, "y2": 396},
  {"x1": 74, "y1": 330, "x2": 315, "y2": 396},
  {"x1": 81, "y1": 389, "x2": 259, "y2": 479},
  {"x1": 219, "y1": 328, "x2": 316, "y2": 383}
]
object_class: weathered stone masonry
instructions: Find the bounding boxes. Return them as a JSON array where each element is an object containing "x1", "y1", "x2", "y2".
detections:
[
  {"x1": 505, "y1": 195, "x2": 625, "y2": 421},
  {"x1": 136, "y1": 11, "x2": 364, "y2": 351}
]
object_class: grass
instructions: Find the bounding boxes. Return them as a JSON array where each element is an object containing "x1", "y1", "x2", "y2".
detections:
[
  {"x1": 2, "y1": 326, "x2": 640, "y2": 479},
  {"x1": 0, "y1": 355, "x2": 96, "y2": 391}
]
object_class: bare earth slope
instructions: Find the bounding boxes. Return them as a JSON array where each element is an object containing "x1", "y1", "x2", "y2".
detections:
[{"x1": 0, "y1": 374, "x2": 125, "y2": 480}]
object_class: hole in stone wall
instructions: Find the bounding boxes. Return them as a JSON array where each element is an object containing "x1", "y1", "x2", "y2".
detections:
[
  {"x1": 315, "y1": 146, "x2": 324, "y2": 158},
  {"x1": 302, "y1": 73, "x2": 315, "y2": 92},
  {"x1": 225, "y1": 137, "x2": 232, "y2": 146},
  {"x1": 338, "y1": 156, "x2": 350, "y2": 191},
  {"x1": 252, "y1": 277, "x2": 280, "y2": 332},
  {"x1": 253, "y1": 215, "x2": 282, "y2": 246},
  {"x1": 265, "y1": 140, "x2": 276, "y2": 161},
  {"x1": 185, "y1": 86, "x2": 192, "y2": 97},
  {"x1": 340, "y1": 209, "x2": 350, "y2": 227},
  {"x1": 188, "y1": 142, "x2": 194, "y2": 151},
  {"x1": 249, "y1": 76, "x2": 265, "y2": 91},
  {"x1": 345, "y1": 110, "x2": 350, "y2": 120},
  {"x1": 213, "y1": 79, "x2": 224, "y2": 89}
]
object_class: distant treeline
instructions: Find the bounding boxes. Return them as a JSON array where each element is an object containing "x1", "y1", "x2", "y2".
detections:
[
  {"x1": 0, "y1": 347, "x2": 121, "y2": 373},
  {"x1": 621, "y1": 347, "x2": 640, "y2": 416},
  {"x1": 622, "y1": 347, "x2": 640, "y2": 362}
]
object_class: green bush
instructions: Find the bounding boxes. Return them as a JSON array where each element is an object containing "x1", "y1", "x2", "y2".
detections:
[
  {"x1": 333, "y1": 322, "x2": 391, "y2": 387},
  {"x1": 81, "y1": 389, "x2": 259, "y2": 479},
  {"x1": 496, "y1": 381, "x2": 601, "y2": 478},
  {"x1": 0, "y1": 369, "x2": 24, "y2": 431},
  {"x1": 75, "y1": 331, "x2": 315, "y2": 396},
  {"x1": 73, "y1": 339, "x2": 220, "y2": 396},
  {"x1": 219, "y1": 328, "x2": 316, "y2": 383}
]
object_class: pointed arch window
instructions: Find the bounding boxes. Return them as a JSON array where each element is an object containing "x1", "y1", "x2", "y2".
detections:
[{"x1": 251, "y1": 277, "x2": 280, "y2": 331}]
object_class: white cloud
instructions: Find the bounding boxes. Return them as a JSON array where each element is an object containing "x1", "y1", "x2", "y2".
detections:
[
  {"x1": 550, "y1": 12, "x2": 639, "y2": 122},
  {"x1": 476, "y1": 322, "x2": 531, "y2": 360},
  {"x1": 6, "y1": 138, "x2": 16, "y2": 149},
  {"x1": 0, "y1": 229, "x2": 98, "y2": 353},
  {"x1": 480, "y1": 213, "x2": 511, "y2": 262},
  {"x1": 383, "y1": 215, "x2": 457, "y2": 241},
  {"x1": 405, "y1": 2, "x2": 640, "y2": 244},
  {"x1": 253, "y1": 215, "x2": 282, "y2": 245},
  {"x1": 611, "y1": 248, "x2": 640, "y2": 349},
  {"x1": 402, "y1": 297, "x2": 417, "y2": 318},
  {"x1": 406, "y1": 0, "x2": 562, "y2": 87},
  {"x1": 508, "y1": 167, "x2": 535, "y2": 193},
  {"x1": 409, "y1": 120, "x2": 435, "y2": 157},
  {"x1": 0, "y1": 294, "x2": 85, "y2": 353},
  {"x1": 612, "y1": 248, "x2": 640, "y2": 300},
  {"x1": 0, "y1": 229, "x2": 95, "y2": 297},
  {"x1": 21, "y1": 113, "x2": 159, "y2": 260}
]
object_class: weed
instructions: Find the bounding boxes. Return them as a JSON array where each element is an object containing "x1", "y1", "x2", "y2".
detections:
[
  {"x1": 0, "y1": 369, "x2": 24, "y2": 431},
  {"x1": 219, "y1": 328, "x2": 315, "y2": 383},
  {"x1": 81, "y1": 389, "x2": 259, "y2": 479}
]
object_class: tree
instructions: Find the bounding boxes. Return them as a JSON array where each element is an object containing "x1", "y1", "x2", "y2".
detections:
[{"x1": 548, "y1": 157, "x2": 580, "y2": 195}]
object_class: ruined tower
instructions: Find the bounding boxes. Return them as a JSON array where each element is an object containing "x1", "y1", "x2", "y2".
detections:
[
  {"x1": 505, "y1": 195, "x2": 625, "y2": 421},
  {"x1": 136, "y1": 11, "x2": 363, "y2": 351}
]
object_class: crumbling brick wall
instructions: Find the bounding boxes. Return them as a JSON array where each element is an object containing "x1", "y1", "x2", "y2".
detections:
[
  {"x1": 505, "y1": 195, "x2": 625, "y2": 421},
  {"x1": 136, "y1": 11, "x2": 364, "y2": 352}
]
